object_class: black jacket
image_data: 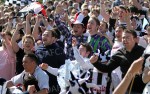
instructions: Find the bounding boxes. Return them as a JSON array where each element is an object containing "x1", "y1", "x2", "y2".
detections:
[{"x1": 93, "y1": 43, "x2": 145, "y2": 93}]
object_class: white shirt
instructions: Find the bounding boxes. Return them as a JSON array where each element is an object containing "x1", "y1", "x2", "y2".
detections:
[
  {"x1": 138, "y1": 36, "x2": 147, "y2": 48},
  {"x1": 11, "y1": 66, "x2": 49, "y2": 90},
  {"x1": 111, "y1": 39, "x2": 124, "y2": 56},
  {"x1": 73, "y1": 46, "x2": 94, "y2": 70}
]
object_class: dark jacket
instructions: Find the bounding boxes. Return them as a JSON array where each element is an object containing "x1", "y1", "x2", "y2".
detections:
[
  {"x1": 93, "y1": 43, "x2": 145, "y2": 93},
  {"x1": 35, "y1": 43, "x2": 65, "y2": 94}
]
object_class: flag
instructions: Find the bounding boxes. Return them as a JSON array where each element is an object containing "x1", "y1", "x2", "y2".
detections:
[
  {"x1": 5, "y1": 0, "x2": 36, "y2": 6},
  {"x1": 19, "y1": 2, "x2": 47, "y2": 17},
  {"x1": 142, "y1": 18, "x2": 149, "y2": 30}
]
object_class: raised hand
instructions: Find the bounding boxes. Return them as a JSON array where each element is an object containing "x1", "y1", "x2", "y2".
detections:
[
  {"x1": 39, "y1": 63, "x2": 48, "y2": 70},
  {"x1": 124, "y1": 10, "x2": 130, "y2": 21},
  {"x1": 35, "y1": 14, "x2": 43, "y2": 23},
  {"x1": 124, "y1": 10, "x2": 132, "y2": 30},
  {"x1": 64, "y1": 12, "x2": 69, "y2": 22},
  {"x1": 16, "y1": 23, "x2": 23, "y2": 30},
  {"x1": 72, "y1": 37, "x2": 77, "y2": 47},
  {"x1": 111, "y1": 6, "x2": 120, "y2": 19},
  {"x1": 26, "y1": 13, "x2": 33, "y2": 21},
  {"x1": 90, "y1": 54, "x2": 99, "y2": 64},
  {"x1": 129, "y1": 57, "x2": 144, "y2": 75},
  {"x1": 6, "y1": 17, "x2": 13, "y2": 29}
]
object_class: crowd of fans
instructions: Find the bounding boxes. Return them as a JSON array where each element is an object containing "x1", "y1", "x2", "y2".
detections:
[{"x1": 0, "y1": 0, "x2": 150, "y2": 94}]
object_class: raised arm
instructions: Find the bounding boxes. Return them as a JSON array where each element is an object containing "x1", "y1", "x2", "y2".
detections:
[
  {"x1": 1, "y1": 32, "x2": 15, "y2": 58},
  {"x1": 39, "y1": 63, "x2": 58, "y2": 76},
  {"x1": 124, "y1": 10, "x2": 132, "y2": 30},
  {"x1": 54, "y1": 4, "x2": 71, "y2": 38},
  {"x1": 91, "y1": 52, "x2": 120, "y2": 73},
  {"x1": 72, "y1": 38, "x2": 94, "y2": 69},
  {"x1": 64, "y1": 13, "x2": 72, "y2": 29},
  {"x1": 100, "y1": 0, "x2": 110, "y2": 22},
  {"x1": 5, "y1": 18, "x2": 13, "y2": 32},
  {"x1": 32, "y1": 15, "x2": 41, "y2": 41},
  {"x1": 11, "y1": 23, "x2": 23, "y2": 53},
  {"x1": 113, "y1": 57, "x2": 144, "y2": 94},
  {"x1": 109, "y1": 6, "x2": 120, "y2": 30},
  {"x1": 130, "y1": 0, "x2": 142, "y2": 10},
  {"x1": 26, "y1": 13, "x2": 33, "y2": 35},
  {"x1": 73, "y1": 46, "x2": 93, "y2": 69},
  {"x1": 42, "y1": 16, "x2": 52, "y2": 30}
]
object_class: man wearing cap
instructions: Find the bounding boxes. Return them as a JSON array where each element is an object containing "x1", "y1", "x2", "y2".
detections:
[{"x1": 54, "y1": 4, "x2": 89, "y2": 60}]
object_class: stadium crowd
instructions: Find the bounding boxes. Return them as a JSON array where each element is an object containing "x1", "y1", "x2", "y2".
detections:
[{"x1": 0, "y1": 0, "x2": 150, "y2": 94}]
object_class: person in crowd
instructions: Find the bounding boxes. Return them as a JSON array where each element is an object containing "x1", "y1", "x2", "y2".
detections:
[
  {"x1": 141, "y1": 44, "x2": 150, "y2": 94},
  {"x1": 11, "y1": 23, "x2": 35, "y2": 74},
  {"x1": 32, "y1": 14, "x2": 52, "y2": 42},
  {"x1": 110, "y1": 26, "x2": 125, "y2": 91},
  {"x1": 90, "y1": 8, "x2": 103, "y2": 22},
  {"x1": 73, "y1": 3, "x2": 80, "y2": 11},
  {"x1": 6, "y1": 53, "x2": 49, "y2": 94},
  {"x1": 90, "y1": 30, "x2": 146, "y2": 94},
  {"x1": 98, "y1": 20, "x2": 114, "y2": 46},
  {"x1": 51, "y1": 28, "x2": 64, "y2": 49},
  {"x1": 39, "y1": 37, "x2": 102, "y2": 94},
  {"x1": 111, "y1": 26, "x2": 125, "y2": 56},
  {"x1": 87, "y1": 16, "x2": 111, "y2": 53},
  {"x1": 54, "y1": 3, "x2": 89, "y2": 60},
  {"x1": 35, "y1": 29, "x2": 66, "y2": 94},
  {"x1": 112, "y1": 5, "x2": 129, "y2": 27},
  {"x1": 87, "y1": 16, "x2": 112, "y2": 94},
  {"x1": 1, "y1": 0, "x2": 150, "y2": 93},
  {"x1": 0, "y1": 31, "x2": 16, "y2": 80}
]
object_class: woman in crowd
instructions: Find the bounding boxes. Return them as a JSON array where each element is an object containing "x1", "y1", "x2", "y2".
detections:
[
  {"x1": 11, "y1": 23, "x2": 35, "y2": 74},
  {"x1": 0, "y1": 31, "x2": 16, "y2": 80}
]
